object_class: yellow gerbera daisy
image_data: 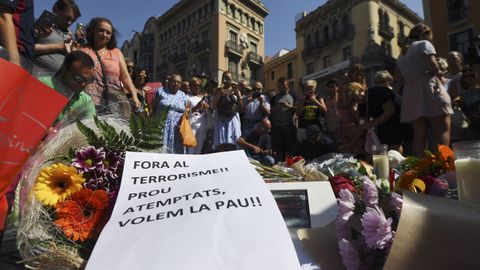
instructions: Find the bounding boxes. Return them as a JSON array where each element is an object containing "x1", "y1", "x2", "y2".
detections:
[{"x1": 34, "y1": 163, "x2": 86, "y2": 207}]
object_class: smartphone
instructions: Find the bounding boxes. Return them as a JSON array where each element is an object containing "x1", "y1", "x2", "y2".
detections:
[{"x1": 35, "y1": 10, "x2": 57, "y2": 28}]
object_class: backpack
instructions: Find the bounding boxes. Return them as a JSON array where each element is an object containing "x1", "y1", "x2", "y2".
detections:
[{"x1": 217, "y1": 94, "x2": 239, "y2": 117}]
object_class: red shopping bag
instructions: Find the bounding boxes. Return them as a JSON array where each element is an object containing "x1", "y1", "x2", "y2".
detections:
[{"x1": 0, "y1": 59, "x2": 68, "y2": 230}]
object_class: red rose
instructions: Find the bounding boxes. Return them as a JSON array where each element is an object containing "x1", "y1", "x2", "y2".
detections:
[{"x1": 329, "y1": 175, "x2": 355, "y2": 197}]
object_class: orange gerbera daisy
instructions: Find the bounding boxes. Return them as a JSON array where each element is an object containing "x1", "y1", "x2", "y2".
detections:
[{"x1": 55, "y1": 189, "x2": 109, "y2": 242}]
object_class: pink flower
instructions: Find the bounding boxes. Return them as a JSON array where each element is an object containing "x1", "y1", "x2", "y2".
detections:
[
  {"x1": 338, "y1": 239, "x2": 361, "y2": 270},
  {"x1": 362, "y1": 177, "x2": 378, "y2": 207},
  {"x1": 337, "y1": 189, "x2": 356, "y2": 225},
  {"x1": 390, "y1": 192, "x2": 403, "y2": 217},
  {"x1": 361, "y1": 206, "x2": 394, "y2": 250}
]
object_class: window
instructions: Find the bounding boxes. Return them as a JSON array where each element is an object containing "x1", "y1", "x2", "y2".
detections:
[
  {"x1": 287, "y1": 63, "x2": 293, "y2": 79},
  {"x1": 398, "y1": 21, "x2": 405, "y2": 36},
  {"x1": 342, "y1": 15, "x2": 350, "y2": 34},
  {"x1": 201, "y1": 30, "x2": 209, "y2": 42},
  {"x1": 228, "y1": 58, "x2": 238, "y2": 75},
  {"x1": 306, "y1": 35, "x2": 312, "y2": 49},
  {"x1": 210, "y1": 0, "x2": 216, "y2": 12},
  {"x1": 343, "y1": 46, "x2": 352, "y2": 60},
  {"x1": 199, "y1": 57, "x2": 209, "y2": 74},
  {"x1": 323, "y1": 55, "x2": 331, "y2": 68},
  {"x1": 239, "y1": 9, "x2": 244, "y2": 23},
  {"x1": 306, "y1": 63, "x2": 314, "y2": 75},
  {"x1": 332, "y1": 20, "x2": 339, "y2": 38},
  {"x1": 229, "y1": 31, "x2": 238, "y2": 42},
  {"x1": 271, "y1": 71, "x2": 275, "y2": 80},
  {"x1": 251, "y1": 66, "x2": 258, "y2": 81},
  {"x1": 323, "y1": 25, "x2": 329, "y2": 41},
  {"x1": 314, "y1": 31, "x2": 320, "y2": 46},
  {"x1": 250, "y1": 42, "x2": 258, "y2": 53},
  {"x1": 447, "y1": 0, "x2": 468, "y2": 24},
  {"x1": 449, "y1": 28, "x2": 474, "y2": 55}
]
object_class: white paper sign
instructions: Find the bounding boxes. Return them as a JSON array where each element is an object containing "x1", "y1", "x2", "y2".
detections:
[{"x1": 86, "y1": 151, "x2": 301, "y2": 270}]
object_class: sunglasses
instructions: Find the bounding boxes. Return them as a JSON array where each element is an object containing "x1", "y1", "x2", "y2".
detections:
[{"x1": 72, "y1": 74, "x2": 94, "y2": 84}]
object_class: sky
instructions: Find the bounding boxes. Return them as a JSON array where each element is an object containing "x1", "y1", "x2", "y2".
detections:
[{"x1": 34, "y1": 0, "x2": 423, "y2": 56}]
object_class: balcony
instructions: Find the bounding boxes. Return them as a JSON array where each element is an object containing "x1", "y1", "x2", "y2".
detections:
[
  {"x1": 193, "y1": 41, "x2": 211, "y2": 55},
  {"x1": 247, "y1": 51, "x2": 262, "y2": 65},
  {"x1": 448, "y1": 8, "x2": 468, "y2": 25},
  {"x1": 169, "y1": 52, "x2": 188, "y2": 64},
  {"x1": 225, "y1": 40, "x2": 244, "y2": 58},
  {"x1": 301, "y1": 39, "x2": 328, "y2": 59},
  {"x1": 333, "y1": 24, "x2": 355, "y2": 40},
  {"x1": 378, "y1": 24, "x2": 394, "y2": 40}
]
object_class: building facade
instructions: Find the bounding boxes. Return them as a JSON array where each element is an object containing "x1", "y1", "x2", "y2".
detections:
[
  {"x1": 121, "y1": 0, "x2": 269, "y2": 84},
  {"x1": 295, "y1": 0, "x2": 421, "y2": 91},
  {"x1": 263, "y1": 49, "x2": 300, "y2": 96},
  {"x1": 423, "y1": 0, "x2": 480, "y2": 60}
]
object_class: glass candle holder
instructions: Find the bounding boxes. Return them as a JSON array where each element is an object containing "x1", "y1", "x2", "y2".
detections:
[
  {"x1": 453, "y1": 141, "x2": 480, "y2": 204},
  {"x1": 372, "y1": 144, "x2": 389, "y2": 180}
]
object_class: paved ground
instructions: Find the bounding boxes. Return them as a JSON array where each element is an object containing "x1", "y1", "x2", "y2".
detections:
[{"x1": 0, "y1": 230, "x2": 28, "y2": 270}]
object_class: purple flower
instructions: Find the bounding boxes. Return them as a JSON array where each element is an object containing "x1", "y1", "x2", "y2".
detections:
[
  {"x1": 72, "y1": 146, "x2": 106, "y2": 173},
  {"x1": 362, "y1": 177, "x2": 378, "y2": 207},
  {"x1": 102, "y1": 150, "x2": 123, "y2": 172},
  {"x1": 428, "y1": 178, "x2": 449, "y2": 197},
  {"x1": 84, "y1": 176, "x2": 108, "y2": 191},
  {"x1": 338, "y1": 239, "x2": 361, "y2": 270},
  {"x1": 337, "y1": 189, "x2": 356, "y2": 225},
  {"x1": 361, "y1": 206, "x2": 394, "y2": 250},
  {"x1": 390, "y1": 192, "x2": 403, "y2": 217}
]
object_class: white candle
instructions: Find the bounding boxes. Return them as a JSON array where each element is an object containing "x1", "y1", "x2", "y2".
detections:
[
  {"x1": 455, "y1": 158, "x2": 480, "y2": 204},
  {"x1": 373, "y1": 155, "x2": 390, "y2": 180}
]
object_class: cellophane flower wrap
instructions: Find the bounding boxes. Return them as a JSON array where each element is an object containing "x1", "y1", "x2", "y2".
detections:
[{"x1": 17, "y1": 112, "x2": 166, "y2": 269}]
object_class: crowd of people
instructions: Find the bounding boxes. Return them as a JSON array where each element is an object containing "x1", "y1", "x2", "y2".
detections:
[{"x1": 1, "y1": 0, "x2": 480, "y2": 166}]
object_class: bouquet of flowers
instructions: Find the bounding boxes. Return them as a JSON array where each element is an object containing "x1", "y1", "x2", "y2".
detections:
[
  {"x1": 335, "y1": 176, "x2": 402, "y2": 270},
  {"x1": 395, "y1": 145, "x2": 456, "y2": 198},
  {"x1": 17, "y1": 113, "x2": 165, "y2": 269}
]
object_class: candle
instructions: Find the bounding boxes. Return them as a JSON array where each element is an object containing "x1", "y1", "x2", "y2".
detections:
[
  {"x1": 454, "y1": 158, "x2": 480, "y2": 204},
  {"x1": 373, "y1": 154, "x2": 390, "y2": 180}
]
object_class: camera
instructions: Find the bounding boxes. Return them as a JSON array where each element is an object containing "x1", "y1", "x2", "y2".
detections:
[{"x1": 252, "y1": 92, "x2": 261, "y2": 99}]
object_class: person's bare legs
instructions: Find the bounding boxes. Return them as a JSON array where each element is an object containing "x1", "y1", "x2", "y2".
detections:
[
  {"x1": 411, "y1": 117, "x2": 428, "y2": 157},
  {"x1": 429, "y1": 114, "x2": 451, "y2": 148}
]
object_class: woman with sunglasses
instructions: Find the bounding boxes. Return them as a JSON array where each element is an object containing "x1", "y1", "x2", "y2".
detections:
[
  {"x1": 80, "y1": 17, "x2": 141, "y2": 116},
  {"x1": 396, "y1": 23, "x2": 453, "y2": 157}
]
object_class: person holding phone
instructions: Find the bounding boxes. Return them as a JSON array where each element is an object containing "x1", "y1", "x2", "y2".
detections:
[
  {"x1": 33, "y1": 0, "x2": 81, "y2": 76},
  {"x1": 0, "y1": 0, "x2": 34, "y2": 71},
  {"x1": 211, "y1": 71, "x2": 243, "y2": 151},
  {"x1": 240, "y1": 81, "x2": 270, "y2": 136}
]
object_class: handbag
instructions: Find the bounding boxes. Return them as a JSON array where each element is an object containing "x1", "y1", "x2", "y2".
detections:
[
  {"x1": 179, "y1": 110, "x2": 197, "y2": 148},
  {"x1": 94, "y1": 50, "x2": 110, "y2": 106}
]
